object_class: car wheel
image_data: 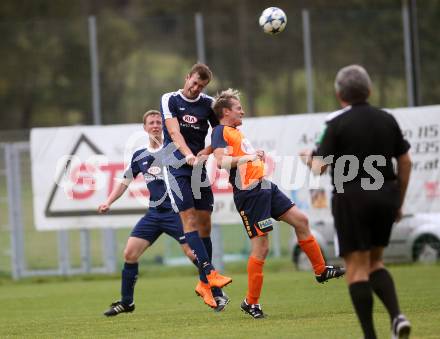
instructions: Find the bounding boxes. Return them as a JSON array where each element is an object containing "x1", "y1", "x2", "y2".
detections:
[
  {"x1": 292, "y1": 246, "x2": 313, "y2": 271},
  {"x1": 412, "y1": 234, "x2": 440, "y2": 263}
]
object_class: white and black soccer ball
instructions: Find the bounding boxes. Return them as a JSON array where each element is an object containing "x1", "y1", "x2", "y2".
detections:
[{"x1": 258, "y1": 7, "x2": 287, "y2": 35}]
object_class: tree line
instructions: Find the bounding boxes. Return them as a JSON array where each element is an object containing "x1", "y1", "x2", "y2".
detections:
[{"x1": 0, "y1": 0, "x2": 438, "y2": 132}]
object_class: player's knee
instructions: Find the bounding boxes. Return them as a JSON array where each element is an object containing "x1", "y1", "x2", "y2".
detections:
[
  {"x1": 261, "y1": 244, "x2": 270, "y2": 258},
  {"x1": 251, "y1": 240, "x2": 270, "y2": 259},
  {"x1": 123, "y1": 248, "x2": 139, "y2": 263},
  {"x1": 294, "y1": 212, "x2": 310, "y2": 233}
]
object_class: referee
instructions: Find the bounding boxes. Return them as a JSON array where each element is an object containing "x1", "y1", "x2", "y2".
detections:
[{"x1": 301, "y1": 65, "x2": 412, "y2": 339}]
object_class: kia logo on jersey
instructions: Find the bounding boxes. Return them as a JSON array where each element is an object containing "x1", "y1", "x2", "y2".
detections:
[
  {"x1": 147, "y1": 166, "x2": 161, "y2": 175},
  {"x1": 182, "y1": 115, "x2": 198, "y2": 124}
]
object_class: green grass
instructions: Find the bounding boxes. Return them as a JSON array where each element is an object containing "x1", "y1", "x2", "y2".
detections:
[{"x1": 0, "y1": 261, "x2": 439, "y2": 338}]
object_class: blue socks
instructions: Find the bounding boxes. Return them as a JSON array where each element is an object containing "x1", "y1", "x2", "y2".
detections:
[
  {"x1": 202, "y1": 237, "x2": 222, "y2": 297},
  {"x1": 193, "y1": 259, "x2": 209, "y2": 283},
  {"x1": 121, "y1": 262, "x2": 138, "y2": 305},
  {"x1": 185, "y1": 231, "x2": 214, "y2": 276}
]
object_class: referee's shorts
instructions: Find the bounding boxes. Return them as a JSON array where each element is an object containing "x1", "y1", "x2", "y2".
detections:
[{"x1": 331, "y1": 181, "x2": 400, "y2": 257}]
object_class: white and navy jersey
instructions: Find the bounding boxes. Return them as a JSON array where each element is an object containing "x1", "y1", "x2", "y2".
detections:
[
  {"x1": 160, "y1": 90, "x2": 219, "y2": 160},
  {"x1": 123, "y1": 146, "x2": 174, "y2": 210}
]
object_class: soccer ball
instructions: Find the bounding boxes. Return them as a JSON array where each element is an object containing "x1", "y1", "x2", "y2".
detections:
[{"x1": 258, "y1": 7, "x2": 287, "y2": 35}]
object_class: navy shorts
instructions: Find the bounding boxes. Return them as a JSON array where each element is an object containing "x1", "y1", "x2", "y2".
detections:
[
  {"x1": 167, "y1": 165, "x2": 214, "y2": 212},
  {"x1": 233, "y1": 180, "x2": 294, "y2": 238},
  {"x1": 331, "y1": 181, "x2": 400, "y2": 257},
  {"x1": 130, "y1": 208, "x2": 186, "y2": 245}
]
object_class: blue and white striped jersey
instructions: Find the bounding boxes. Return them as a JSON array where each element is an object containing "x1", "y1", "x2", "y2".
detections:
[
  {"x1": 123, "y1": 146, "x2": 174, "y2": 210},
  {"x1": 160, "y1": 90, "x2": 219, "y2": 161}
]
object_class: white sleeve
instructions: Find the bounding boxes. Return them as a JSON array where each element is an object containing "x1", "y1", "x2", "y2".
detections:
[{"x1": 161, "y1": 93, "x2": 174, "y2": 120}]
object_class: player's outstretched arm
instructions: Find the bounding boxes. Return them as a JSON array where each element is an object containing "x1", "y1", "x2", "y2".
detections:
[
  {"x1": 98, "y1": 180, "x2": 129, "y2": 213},
  {"x1": 165, "y1": 117, "x2": 197, "y2": 165},
  {"x1": 213, "y1": 148, "x2": 258, "y2": 169}
]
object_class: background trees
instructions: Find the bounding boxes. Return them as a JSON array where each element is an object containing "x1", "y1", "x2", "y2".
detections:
[{"x1": 0, "y1": 0, "x2": 438, "y2": 131}]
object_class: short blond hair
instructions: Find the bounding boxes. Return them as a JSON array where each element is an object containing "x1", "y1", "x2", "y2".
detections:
[
  {"x1": 212, "y1": 88, "x2": 241, "y2": 119},
  {"x1": 142, "y1": 110, "x2": 161, "y2": 125}
]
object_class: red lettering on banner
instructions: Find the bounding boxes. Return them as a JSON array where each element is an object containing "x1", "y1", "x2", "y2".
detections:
[
  {"x1": 425, "y1": 181, "x2": 440, "y2": 199},
  {"x1": 69, "y1": 164, "x2": 96, "y2": 200},
  {"x1": 100, "y1": 163, "x2": 125, "y2": 195}
]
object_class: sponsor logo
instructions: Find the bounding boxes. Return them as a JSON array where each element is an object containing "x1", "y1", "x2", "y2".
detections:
[
  {"x1": 257, "y1": 218, "x2": 273, "y2": 230},
  {"x1": 147, "y1": 166, "x2": 161, "y2": 175},
  {"x1": 182, "y1": 115, "x2": 198, "y2": 124},
  {"x1": 179, "y1": 107, "x2": 185, "y2": 111},
  {"x1": 240, "y1": 211, "x2": 252, "y2": 237}
]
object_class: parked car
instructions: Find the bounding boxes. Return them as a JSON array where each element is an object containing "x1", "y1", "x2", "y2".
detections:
[{"x1": 292, "y1": 214, "x2": 440, "y2": 270}]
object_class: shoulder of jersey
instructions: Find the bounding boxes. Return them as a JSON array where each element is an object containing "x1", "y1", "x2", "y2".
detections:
[
  {"x1": 200, "y1": 92, "x2": 214, "y2": 103},
  {"x1": 325, "y1": 105, "x2": 352, "y2": 122},
  {"x1": 132, "y1": 147, "x2": 151, "y2": 162},
  {"x1": 161, "y1": 91, "x2": 179, "y2": 100}
]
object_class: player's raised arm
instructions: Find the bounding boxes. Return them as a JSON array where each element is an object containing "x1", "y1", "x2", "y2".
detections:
[
  {"x1": 98, "y1": 180, "x2": 129, "y2": 213},
  {"x1": 164, "y1": 117, "x2": 197, "y2": 165},
  {"x1": 213, "y1": 147, "x2": 258, "y2": 169}
]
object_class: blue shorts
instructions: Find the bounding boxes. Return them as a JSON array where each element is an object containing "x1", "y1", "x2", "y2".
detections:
[
  {"x1": 233, "y1": 180, "x2": 294, "y2": 238},
  {"x1": 167, "y1": 165, "x2": 214, "y2": 212},
  {"x1": 130, "y1": 208, "x2": 185, "y2": 244}
]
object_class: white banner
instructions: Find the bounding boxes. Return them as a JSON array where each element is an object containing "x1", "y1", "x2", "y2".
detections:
[{"x1": 31, "y1": 105, "x2": 440, "y2": 230}]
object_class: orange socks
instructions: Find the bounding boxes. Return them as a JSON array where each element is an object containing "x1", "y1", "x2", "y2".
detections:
[
  {"x1": 298, "y1": 235, "x2": 326, "y2": 275},
  {"x1": 246, "y1": 256, "x2": 265, "y2": 305}
]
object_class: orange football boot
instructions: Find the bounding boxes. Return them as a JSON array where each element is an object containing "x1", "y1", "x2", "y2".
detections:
[
  {"x1": 206, "y1": 270, "x2": 232, "y2": 288},
  {"x1": 195, "y1": 281, "x2": 217, "y2": 308}
]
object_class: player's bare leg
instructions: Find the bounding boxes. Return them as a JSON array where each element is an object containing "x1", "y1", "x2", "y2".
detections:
[
  {"x1": 104, "y1": 237, "x2": 150, "y2": 317},
  {"x1": 279, "y1": 205, "x2": 345, "y2": 282}
]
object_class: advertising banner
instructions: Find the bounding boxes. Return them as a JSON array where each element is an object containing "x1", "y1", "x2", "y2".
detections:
[{"x1": 31, "y1": 105, "x2": 440, "y2": 230}]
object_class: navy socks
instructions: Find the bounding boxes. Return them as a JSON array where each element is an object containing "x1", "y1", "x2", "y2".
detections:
[
  {"x1": 185, "y1": 231, "x2": 214, "y2": 275},
  {"x1": 121, "y1": 262, "x2": 138, "y2": 305},
  {"x1": 201, "y1": 237, "x2": 223, "y2": 297}
]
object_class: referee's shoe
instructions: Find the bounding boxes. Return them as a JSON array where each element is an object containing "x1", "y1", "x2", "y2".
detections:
[
  {"x1": 316, "y1": 265, "x2": 346, "y2": 283},
  {"x1": 103, "y1": 301, "x2": 135, "y2": 316}
]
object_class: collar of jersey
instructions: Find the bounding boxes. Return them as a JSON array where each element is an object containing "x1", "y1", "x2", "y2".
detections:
[
  {"x1": 146, "y1": 144, "x2": 163, "y2": 153},
  {"x1": 178, "y1": 89, "x2": 202, "y2": 102}
]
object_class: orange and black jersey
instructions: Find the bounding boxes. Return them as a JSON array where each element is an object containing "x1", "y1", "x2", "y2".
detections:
[{"x1": 211, "y1": 125, "x2": 264, "y2": 190}]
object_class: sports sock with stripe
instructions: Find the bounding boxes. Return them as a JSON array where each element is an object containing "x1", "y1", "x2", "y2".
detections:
[
  {"x1": 121, "y1": 262, "x2": 138, "y2": 305},
  {"x1": 185, "y1": 231, "x2": 214, "y2": 276},
  {"x1": 298, "y1": 234, "x2": 326, "y2": 275},
  {"x1": 201, "y1": 236, "x2": 223, "y2": 297},
  {"x1": 192, "y1": 259, "x2": 208, "y2": 283},
  {"x1": 246, "y1": 256, "x2": 265, "y2": 305}
]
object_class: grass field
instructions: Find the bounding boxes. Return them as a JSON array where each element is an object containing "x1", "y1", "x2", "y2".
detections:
[{"x1": 0, "y1": 260, "x2": 439, "y2": 338}]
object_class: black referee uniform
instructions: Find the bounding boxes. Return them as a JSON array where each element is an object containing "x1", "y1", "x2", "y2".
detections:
[{"x1": 314, "y1": 102, "x2": 411, "y2": 256}]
